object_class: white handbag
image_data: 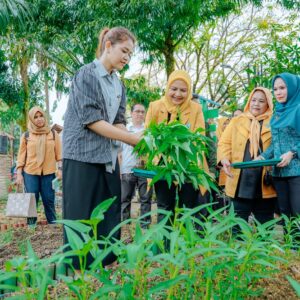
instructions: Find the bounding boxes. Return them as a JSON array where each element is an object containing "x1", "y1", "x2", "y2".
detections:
[{"x1": 5, "y1": 188, "x2": 37, "y2": 218}]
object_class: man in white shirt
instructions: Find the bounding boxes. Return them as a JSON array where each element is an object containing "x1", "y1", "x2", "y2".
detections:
[{"x1": 120, "y1": 103, "x2": 153, "y2": 228}]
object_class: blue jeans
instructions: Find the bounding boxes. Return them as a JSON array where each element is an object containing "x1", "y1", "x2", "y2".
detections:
[{"x1": 23, "y1": 172, "x2": 56, "y2": 224}]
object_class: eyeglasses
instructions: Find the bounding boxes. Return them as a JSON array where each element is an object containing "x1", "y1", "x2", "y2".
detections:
[{"x1": 133, "y1": 110, "x2": 145, "y2": 114}]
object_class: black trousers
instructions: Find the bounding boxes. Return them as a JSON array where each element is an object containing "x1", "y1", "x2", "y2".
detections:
[
  {"x1": 63, "y1": 159, "x2": 121, "y2": 269},
  {"x1": 121, "y1": 173, "x2": 153, "y2": 224},
  {"x1": 232, "y1": 196, "x2": 276, "y2": 236},
  {"x1": 154, "y1": 180, "x2": 199, "y2": 224},
  {"x1": 232, "y1": 197, "x2": 275, "y2": 223},
  {"x1": 273, "y1": 176, "x2": 300, "y2": 217},
  {"x1": 273, "y1": 176, "x2": 300, "y2": 246}
]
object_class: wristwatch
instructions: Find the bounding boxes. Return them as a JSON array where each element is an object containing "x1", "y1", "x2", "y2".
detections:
[{"x1": 58, "y1": 166, "x2": 63, "y2": 171}]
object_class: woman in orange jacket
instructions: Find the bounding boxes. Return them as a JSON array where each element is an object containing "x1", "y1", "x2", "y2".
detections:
[
  {"x1": 216, "y1": 117, "x2": 230, "y2": 187},
  {"x1": 217, "y1": 87, "x2": 276, "y2": 230},
  {"x1": 16, "y1": 106, "x2": 62, "y2": 225},
  {"x1": 145, "y1": 70, "x2": 208, "y2": 224}
]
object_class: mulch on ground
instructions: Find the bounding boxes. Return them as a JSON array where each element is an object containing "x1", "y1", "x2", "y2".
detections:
[{"x1": 253, "y1": 259, "x2": 300, "y2": 299}]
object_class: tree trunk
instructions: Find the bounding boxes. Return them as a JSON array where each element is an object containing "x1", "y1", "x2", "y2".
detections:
[
  {"x1": 44, "y1": 72, "x2": 50, "y2": 120},
  {"x1": 163, "y1": 38, "x2": 175, "y2": 78},
  {"x1": 164, "y1": 51, "x2": 175, "y2": 78},
  {"x1": 10, "y1": 123, "x2": 14, "y2": 160},
  {"x1": 39, "y1": 55, "x2": 50, "y2": 120},
  {"x1": 19, "y1": 57, "x2": 29, "y2": 132}
]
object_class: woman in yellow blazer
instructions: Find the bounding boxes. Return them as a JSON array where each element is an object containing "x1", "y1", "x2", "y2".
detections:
[
  {"x1": 145, "y1": 70, "x2": 208, "y2": 224},
  {"x1": 216, "y1": 117, "x2": 230, "y2": 187},
  {"x1": 216, "y1": 117, "x2": 230, "y2": 141},
  {"x1": 217, "y1": 87, "x2": 276, "y2": 230}
]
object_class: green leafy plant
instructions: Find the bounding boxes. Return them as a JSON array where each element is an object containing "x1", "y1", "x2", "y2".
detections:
[
  {"x1": 134, "y1": 120, "x2": 217, "y2": 192},
  {"x1": 279, "y1": 215, "x2": 300, "y2": 251},
  {"x1": 287, "y1": 275, "x2": 300, "y2": 297},
  {"x1": 54, "y1": 198, "x2": 118, "y2": 299},
  {"x1": 0, "y1": 199, "x2": 293, "y2": 299}
]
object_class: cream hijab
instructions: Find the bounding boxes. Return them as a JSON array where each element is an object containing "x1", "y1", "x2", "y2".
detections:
[
  {"x1": 243, "y1": 87, "x2": 273, "y2": 158},
  {"x1": 161, "y1": 70, "x2": 193, "y2": 124},
  {"x1": 27, "y1": 106, "x2": 51, "y2": 166}
]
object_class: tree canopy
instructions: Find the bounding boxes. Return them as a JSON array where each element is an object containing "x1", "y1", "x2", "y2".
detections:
[{"x1": 1, "y1": 0, "x2": 300, "y2": 130}]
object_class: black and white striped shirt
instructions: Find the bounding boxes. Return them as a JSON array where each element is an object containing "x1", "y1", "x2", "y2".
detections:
[{"x1": 63, "y1": 60, "x2": 126, "y2": 168}]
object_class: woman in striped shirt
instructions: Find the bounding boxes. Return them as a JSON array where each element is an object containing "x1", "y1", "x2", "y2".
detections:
[{"x1": 63, "y1": 27, "x2": 140, "y2": 269}]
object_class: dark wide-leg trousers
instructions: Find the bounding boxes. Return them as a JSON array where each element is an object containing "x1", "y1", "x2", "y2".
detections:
[
  {"x1": 232, "y1": 196, "x2": 276, "y2": 236},
  {"x1": 273, "y1": 176, "x2": 300, "y2": 217},
  {"x1": 63, "y1": 159, "x2": 121, "y2": 269},
  {"x1": 154, "y1": 181, "x2": 200, "y2": 251},
  {"x1": 273, "y1": 176, "x2": 300, "y2": 247},
  {"x1": 154, "y1": 180, "x2": 199, "y2": 224}
]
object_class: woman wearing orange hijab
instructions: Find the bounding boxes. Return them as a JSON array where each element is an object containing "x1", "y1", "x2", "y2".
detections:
[
  {"x1": 145, "y1": 70, "x2": 208, "y2": 224},
  {"x1": 216, "y1": 117, "x2": 230, "y2": 187},
  {"x1": 16, "y1": 106, "x2": 62, "y2": 225},
  {"x1": 217, "y1": 87, "x2": 277, "y2": 230}
]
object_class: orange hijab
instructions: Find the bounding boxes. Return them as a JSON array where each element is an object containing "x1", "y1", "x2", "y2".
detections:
[
  {"x1": 27, "y1": 106, "x2": 51, "y2": 166},
  {"x1": 161, "y1": 70, "x2": 193, "y2": 124},
  {"x1": 243, "y1": 87, "x2": 273, "y2": 158}
]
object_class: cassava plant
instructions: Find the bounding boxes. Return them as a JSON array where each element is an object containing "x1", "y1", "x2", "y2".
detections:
[{"x1": 134, "y1": 120, "x2": 218, "y2": 192}]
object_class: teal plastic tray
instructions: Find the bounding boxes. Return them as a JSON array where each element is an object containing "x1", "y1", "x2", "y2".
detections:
[
  {"x1": 231, "y1": 158, "x2": 281, "y2": 169},
  {"x1": 132, "y1": 168, "x2": 157, "y2": 179}
]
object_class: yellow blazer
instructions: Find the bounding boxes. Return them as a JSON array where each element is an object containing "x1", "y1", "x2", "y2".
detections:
[
  {"x1": 216, "y1": 117, "x2": 230, "y2": 141},
  {"x1": 145, "y1": 99, "x2": 211, "y2": 195},
  {"x1": 145, "y1": 99, "x2": 205, "y2": 132},
  {"x1": 217, "y1": 115, "x2": 276, "y2": 199},
  {"x1": 216, "y1": 117, "x2": 231, "y2": 187}
]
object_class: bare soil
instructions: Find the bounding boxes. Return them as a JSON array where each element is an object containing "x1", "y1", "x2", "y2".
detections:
[{"x1": 0, "y1": 201, "x2": 153, "y2": 266}]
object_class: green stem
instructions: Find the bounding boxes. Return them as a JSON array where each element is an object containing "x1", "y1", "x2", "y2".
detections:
[
  {"x1": 205, "y1": 277, "x2": 212, "y2": 300},
  {"x1": 204, "y1": 241, "x2": 213, "y2": 300},
  {"x1": 232, "y1": 241, "x2": 252, "y2": 299}
]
